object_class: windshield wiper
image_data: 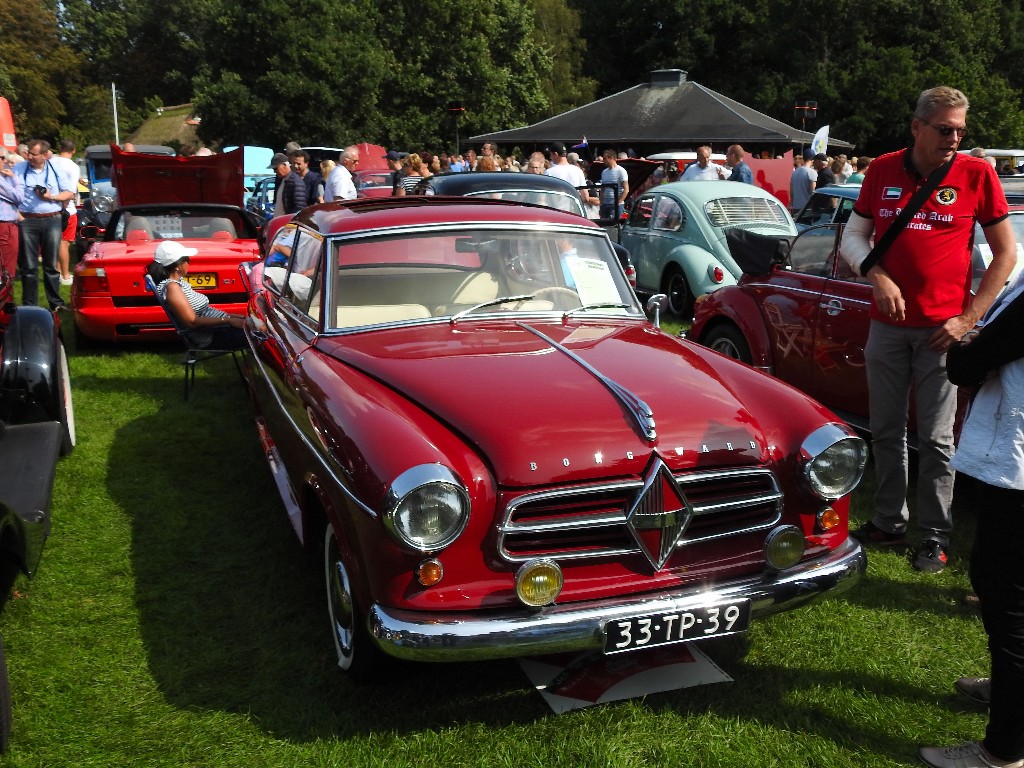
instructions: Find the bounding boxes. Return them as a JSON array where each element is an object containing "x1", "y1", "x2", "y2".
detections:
[
  {"x1": 562, "y1": 303, "x2": 633, "y2": 318},
  {"x1": 449, "y1": 295, "x2": 535, "y2": 324}
]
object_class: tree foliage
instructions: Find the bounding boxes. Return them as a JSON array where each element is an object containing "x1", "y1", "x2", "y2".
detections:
[{"x1": 5, "y1": 0, "x2": 1024, "y2": 154}]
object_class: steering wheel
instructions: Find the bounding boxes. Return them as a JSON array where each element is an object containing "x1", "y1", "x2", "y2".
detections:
[{"x1": 531, "y1": 286, "x2": 581, "y2": 311}]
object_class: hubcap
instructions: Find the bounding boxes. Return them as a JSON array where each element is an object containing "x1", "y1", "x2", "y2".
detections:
[
  {"x1": 710, "y1": 338, "x2": 740, "y2": 358},
  {"x1": 668, "y1": 274, "x2": 688, "y2": 314},
  {"x1": 325, "y1": 526, "x2": 355, "y2": 669}
]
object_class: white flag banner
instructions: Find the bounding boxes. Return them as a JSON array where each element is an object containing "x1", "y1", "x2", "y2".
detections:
[{"x1": 811, "y1": 125, "x2": 830, "y2": 156}]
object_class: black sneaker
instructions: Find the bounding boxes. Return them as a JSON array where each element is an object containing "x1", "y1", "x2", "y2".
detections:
[
  {"x1": 851, "y1": 520, "x2": 906, "y2": 548},
  {"x1": 913, "y1": 540, "x2": 948, "y2": 573},
  {"x1": 955, "y1": 676, "x2": 990, "y2": 706}
]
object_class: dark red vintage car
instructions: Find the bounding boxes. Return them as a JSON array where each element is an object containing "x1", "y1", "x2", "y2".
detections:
[
  {"x1": 688, "y1": 220, "x2": 1024, "y2": 435},
  {"x1": 71, "y1": 146, "x2": 261, "y2": 343},
  {"x1": 243, "y1": 197, "x2": 868, "y2": 678}
]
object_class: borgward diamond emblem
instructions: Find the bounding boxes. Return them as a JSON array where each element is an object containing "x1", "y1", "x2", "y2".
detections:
[{"x1": 626, "y1": 455, "x2": 694, "y2": 570}]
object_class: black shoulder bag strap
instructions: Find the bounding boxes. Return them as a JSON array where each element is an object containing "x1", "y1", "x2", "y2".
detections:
[{"x1": 859, "y1": 157, "x2": 954, "y2": 276}]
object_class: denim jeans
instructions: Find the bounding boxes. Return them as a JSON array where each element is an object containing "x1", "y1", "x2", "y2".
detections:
[
  {"x1": 18, "y1": 215, "x2": 63, "y2": 308},
  {"x1": 970, "y1": 482, "x2": 1024, "y2": 762},
  {"x1": 864, "y1": 320, "x2": 957, "y2": 545}
]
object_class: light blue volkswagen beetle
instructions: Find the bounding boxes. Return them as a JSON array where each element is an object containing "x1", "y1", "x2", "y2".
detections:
[{"x1": 620, "y1": 180, "x2": 796, "y2": 317}]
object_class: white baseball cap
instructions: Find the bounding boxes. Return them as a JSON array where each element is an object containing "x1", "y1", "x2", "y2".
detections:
[{"x1": 153, "y1": 240, "x2": 199, "y2": 266}]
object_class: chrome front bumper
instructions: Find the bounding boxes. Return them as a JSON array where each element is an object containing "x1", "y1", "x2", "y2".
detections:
[{"x1": 368, "y1": 537, "x2": 866, "y2": 661}]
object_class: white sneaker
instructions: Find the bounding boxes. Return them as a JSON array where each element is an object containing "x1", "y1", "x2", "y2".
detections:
[
  {"x1": 919, "y1": 742, "x2": 1023, "y2": 768},
  {"x1": 956, "y1": 676, "x2": 991, "y2": 706},
  {"x1": 59, "y1": 275, "x2": 73, "y2": 286}
]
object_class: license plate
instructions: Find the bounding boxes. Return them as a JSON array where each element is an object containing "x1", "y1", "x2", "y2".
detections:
[
  {"x1": 186, "y1": 273, "x2": 217, "y2": 290},
  {"x1": 603, "y1": 600, "x2": 751, "y2": 654}
]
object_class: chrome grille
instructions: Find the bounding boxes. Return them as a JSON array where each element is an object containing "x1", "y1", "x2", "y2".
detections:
[
  {"x1": 704, "y1": 197, "x2": 790, "y2": 227},
  {"x1": 498, "y1": 468, "x2": 782, "y2": 563}
]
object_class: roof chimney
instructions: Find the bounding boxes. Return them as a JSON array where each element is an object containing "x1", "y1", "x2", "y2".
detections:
[{"x1": 650, "y1": 70, "x2": 687, "y2": 87}]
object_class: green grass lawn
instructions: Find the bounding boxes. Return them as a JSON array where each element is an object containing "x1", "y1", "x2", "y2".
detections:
[{"x1": 0, "y1": 330, "x2": 992, "y2": 767}]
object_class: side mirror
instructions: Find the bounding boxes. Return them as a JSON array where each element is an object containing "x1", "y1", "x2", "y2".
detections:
[{"x1": 646, "y1": 294, "x2": 668, "y2": 327}]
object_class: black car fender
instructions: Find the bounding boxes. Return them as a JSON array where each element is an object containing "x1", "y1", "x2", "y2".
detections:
[{"x1": 0, "y1": 306, "x2": 63, "y2": 424}]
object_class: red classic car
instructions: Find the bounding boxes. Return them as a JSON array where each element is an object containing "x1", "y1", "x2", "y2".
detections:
[
  {"x1": 243, "y1": 197, "x2": 868, "y2": 679},
  {"x1": 72, "y1": 146, "x2": 261, "y2": 343},
  {"x1": 688, "y1": 219, "x2": 1024, "y2": 435}
]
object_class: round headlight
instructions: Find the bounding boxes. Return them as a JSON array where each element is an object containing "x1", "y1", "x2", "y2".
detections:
[
  {"x1": 93, "y1": 193, "x2": 116, "y2": 213},
  {"x1": 765, "y1": 526, "x2": 805, "y2": 570},
  {"x1": 515, "y1": 560, "x2": 563, "y2": 607},
  {"x1": 383, "y1": 465, "x2": 470, "y2": 552},
  {"x1": 801, "y1": 424, "x2": 868, "y2": 500}
]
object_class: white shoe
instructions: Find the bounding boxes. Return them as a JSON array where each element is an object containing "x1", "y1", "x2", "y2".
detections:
[
  {"x1": 919, "y1": 742, "x2": 1023, "y2": 768},
  {"x1": 59, "y1": 275, "x2": 73, "y2": 286}
]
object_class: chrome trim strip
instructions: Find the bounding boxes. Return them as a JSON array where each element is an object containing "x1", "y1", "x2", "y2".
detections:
[
  {"x1": 518, "y1": 322, "x2": 656, "y2": 441},
  {"x1": 367, "y1": 537, "x2": 865, "y2": 661}
]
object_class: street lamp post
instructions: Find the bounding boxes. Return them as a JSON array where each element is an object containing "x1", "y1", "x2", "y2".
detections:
[
  {"x1": 448, "y1": 101, "x2": 464, "y2": 158},
  {"x1": 793, "y1": 100, "x2": 817, "y2": 154},
  {"x1": 111, "y1": 82, "x2": 120, "y2": 145}
]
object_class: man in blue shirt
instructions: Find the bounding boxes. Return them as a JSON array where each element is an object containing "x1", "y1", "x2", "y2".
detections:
[
  {"x1": 0, "y1": 160, "x2": 23, "y2": 280},
  {"x1": 14, "y1": 139, "x2": 74, "y2": 309},
  {"x1": 727, "y1": 145, "x2": 754, "y2": 184}
]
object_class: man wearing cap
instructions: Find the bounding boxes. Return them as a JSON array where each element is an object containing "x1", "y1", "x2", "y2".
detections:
[
  {"x1": 545, "y1": 142, "x2": 587, "y2": 201},
  {"x1": 384, "y1": 150, "x2": 408, "y2": 195},
  {"x1": 325, "y1": 146, "x2": 358, "y2": 201},
  {"x1": 269, "y1": 152, "x2": 308, "y2": 216},
  {"x1": 790, "y1": 147, "x2": 818, "y2": 212},
  {"x1": 14, "y1": 139, "x2": 74, "y2": 309}
]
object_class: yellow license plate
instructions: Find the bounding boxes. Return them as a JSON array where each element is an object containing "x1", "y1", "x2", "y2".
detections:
[{"x1": 186, "y1": 273, "x2": 217, "y2": 289}]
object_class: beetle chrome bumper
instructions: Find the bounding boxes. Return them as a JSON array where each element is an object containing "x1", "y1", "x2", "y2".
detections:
[{"x1": 368, "y1": 537, "x2": 866, "y2": 661}]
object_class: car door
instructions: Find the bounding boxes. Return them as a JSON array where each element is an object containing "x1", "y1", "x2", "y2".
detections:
[
  {"x1": 620, "y1": 194, "x2": 656, "y2": 291},
  {"x1": 810, "y1": 228, "x2": 872, "y2": 425},
  {"x1": 249, "y1": 226, "x2": 324, "y2": 536},
  {"x1": 751, "y1": 225, "x2": 837, "y2": 395}
]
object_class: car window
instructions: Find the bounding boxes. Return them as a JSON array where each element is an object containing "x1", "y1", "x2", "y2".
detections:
[
  {"x1": 972, "y1": 213, "x2": 1024, "y2": 294},
  {"x1": 465, "y1": 190, "x2": 585, "y2": 216},
  {"x1": 264, "y1": 225, "x2": 322, "y2": 315},
  {"x1": 704, "y1": 196, "x2": 791, "y2": 227},
  {"x1": 327, "y1": 229, "x2": 640, "y2": 329},
  {"x1": 113, "y1": 208, "x2": 251, "y2": 241},
  {"x1": 787, "y1": 224, "x2": 839, "y2": 277},
  {"x1": 652, "y1": 197, "x2": 684, "y2": 231},
  {"x1": 629, "y1": 196, "x2": 655, "y2": 228}
]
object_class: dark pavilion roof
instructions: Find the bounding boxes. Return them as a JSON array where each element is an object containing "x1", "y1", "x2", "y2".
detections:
[{"x1": 471, "y1": 70, "x2": 854, "y2": 150}]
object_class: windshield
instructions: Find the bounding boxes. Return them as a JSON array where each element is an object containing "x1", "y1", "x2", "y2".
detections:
[
  {"x1": 463, "y1": 190, "x2": 585, "y2": 216},
  {"x1": 327, "y1": 228, "x2": 640, "y2": 329}
]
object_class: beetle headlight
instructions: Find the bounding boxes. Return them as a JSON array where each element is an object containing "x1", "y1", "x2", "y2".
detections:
[
  {"x1": 383, "y1": 465, "x2": 470, "y2": 552},
  {"x1": 93, "y1": 193, "x2": 116, "y2": 213},
  {"x1": 801, "y1": 424, "x2": 868, "y2": 500}
]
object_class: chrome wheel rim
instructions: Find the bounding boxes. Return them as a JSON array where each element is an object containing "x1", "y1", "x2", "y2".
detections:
[
  {"x1": 324, "y1": 525, "x2": 355, "y2": 670},
  {"x1": 709, "y1": 337, "x2": 741, "y2": 359}
]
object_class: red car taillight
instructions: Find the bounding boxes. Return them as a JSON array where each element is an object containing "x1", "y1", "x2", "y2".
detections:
[
  {"x1": 74, "y1": 263, "x2": 110, "y2": 293},
  {"x1": 624, "y1": 263, "x2": 637, "y2": 288},
  {"x1": 710, "y1": 266, "x2": 725, "y2": 284}
]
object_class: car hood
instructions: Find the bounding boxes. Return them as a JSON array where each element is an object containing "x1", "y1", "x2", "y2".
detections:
[
  {"x1": 111, "y1": 145, "x2": 244, "y2": 207},
  {"x1": 323, "y1": 320, "x2": 767, "y2": 486}
]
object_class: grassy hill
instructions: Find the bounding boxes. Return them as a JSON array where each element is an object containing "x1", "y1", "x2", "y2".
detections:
[{"x1": 127, "y1": 103, "x2": 202, "y2": 150}]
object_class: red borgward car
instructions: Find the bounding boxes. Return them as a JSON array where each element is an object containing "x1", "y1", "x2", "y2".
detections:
[
  {"x1": 72, "y1": 146, "x2": 261, "y2": 343},
  {"x1": 243, "y1": 197, "x2": 868, "y2": 679}
]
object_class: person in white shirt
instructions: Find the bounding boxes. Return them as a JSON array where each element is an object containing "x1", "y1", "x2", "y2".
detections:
[
  {"x1": 49, "y1": 139, "x2": 80, "y2": 285},
  {"x1": 325, "y1": 147, "x2": 359, "y2": 201},
  {"x1": 544, "y1": 142, "x2": 589, "y2": 205},
  {"x1": 680, "y1": 146, "x2": 726, "y2": 181}
]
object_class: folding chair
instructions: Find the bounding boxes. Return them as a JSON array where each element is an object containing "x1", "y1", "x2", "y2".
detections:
[{"x1": 144, "y1": 274, "x2": 244, "y2": 400}]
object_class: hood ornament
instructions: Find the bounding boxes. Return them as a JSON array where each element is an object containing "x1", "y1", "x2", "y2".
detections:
[
  {"x1": 626, "y1": 454, "x2": 694, "y2": 570},
  {"x1": 518, "y1": 323, "x2": 656, "y2": 441}
]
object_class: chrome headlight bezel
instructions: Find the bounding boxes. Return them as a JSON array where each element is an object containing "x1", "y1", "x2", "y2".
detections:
[
  {"x1": 382, "y1": 464, "x2": 470, "y2": 553},
  {"x1": 801, "y1": 423, "x2": 868, "y2": 501},
  {"x1": 92, "y1": 193, "x2": 116, "y2": 213}
]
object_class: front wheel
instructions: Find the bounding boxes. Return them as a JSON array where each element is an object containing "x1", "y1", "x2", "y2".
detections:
[
  {"x1": 662, "y1": 267, "x2": 693, "y2": 318},
  {"x1": 55, "y1": 343, "x2": 76, "y2": 456},
  {"x1": 703, "y1": 324, "x2": 753, "y2": 364},
  {"x1": 324, "y1": 522, "x2": 384, "y2": 681}
]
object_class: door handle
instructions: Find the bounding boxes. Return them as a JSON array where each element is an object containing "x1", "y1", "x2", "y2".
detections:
[{"x1": 820, "y1": 299, "x2": 844, "y2": 316}]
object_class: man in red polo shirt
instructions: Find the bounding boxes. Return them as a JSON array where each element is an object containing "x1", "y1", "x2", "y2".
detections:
[{"x1": 840, "y1": 86, "x2": 1016, "y2": 573}]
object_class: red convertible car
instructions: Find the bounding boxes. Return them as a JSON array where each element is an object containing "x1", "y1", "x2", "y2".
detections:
[
  {"x1": 244, "y1": 197, "x2": 868, "y2": 678},
  {"x1": 72, "y1": 146, "x2": 261, "y2": 343}
]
